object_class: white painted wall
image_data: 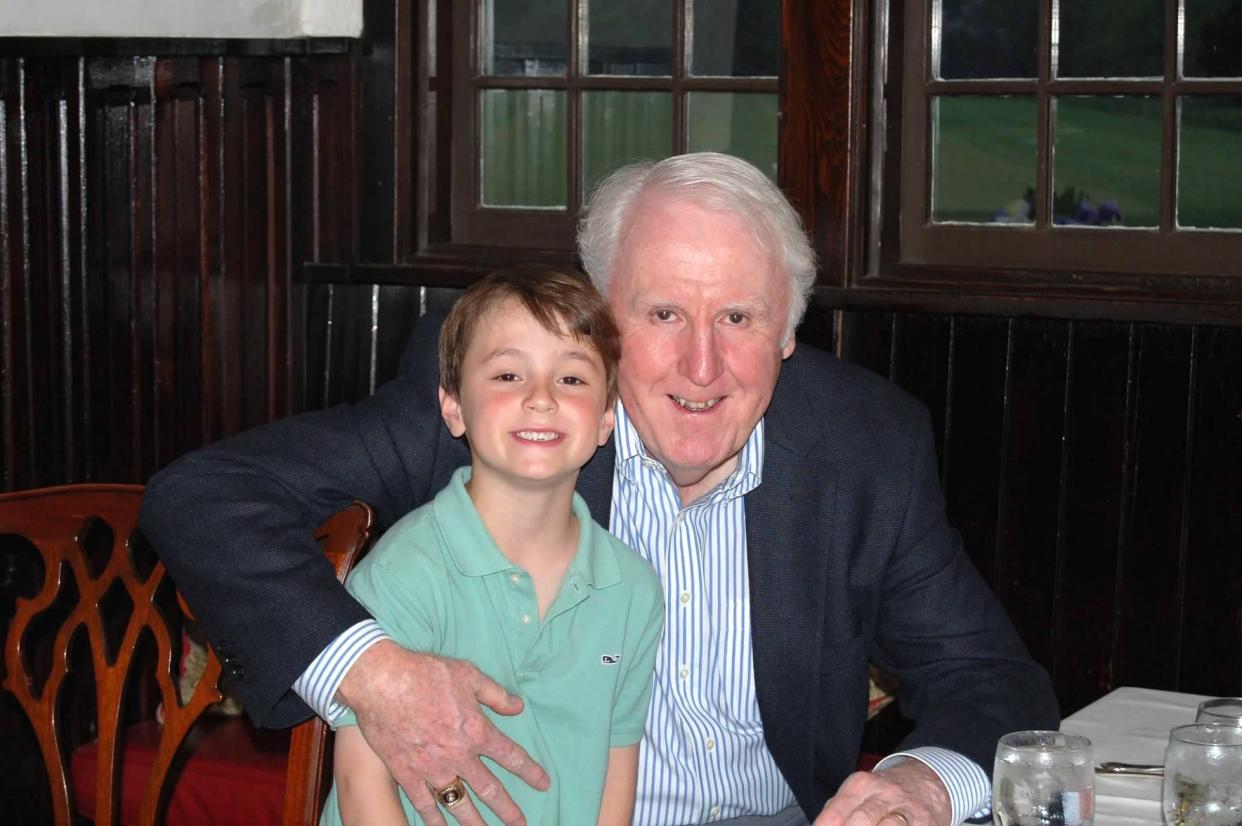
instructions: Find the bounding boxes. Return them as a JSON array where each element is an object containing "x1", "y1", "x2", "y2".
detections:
[{"x1": 0, "y1": 0, "x2": 362, "y2": 38}]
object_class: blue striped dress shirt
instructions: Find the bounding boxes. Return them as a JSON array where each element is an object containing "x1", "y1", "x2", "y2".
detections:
[{"x1": 295, "y1": 399, "x2": 992, "y2": 824}]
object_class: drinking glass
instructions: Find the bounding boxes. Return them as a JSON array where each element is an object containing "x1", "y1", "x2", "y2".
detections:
[
  {"x1": 1196, "y1": 698, "x2": 1242, "y2": 726},
  {"x1": 993, "y1": 731, "x2": 1095, "y2": 825},
  {"x1": 1163, "y1": 723, "x2": 1242, "y2": 825}
]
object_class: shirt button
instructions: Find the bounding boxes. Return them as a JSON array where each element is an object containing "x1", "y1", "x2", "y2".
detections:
[
  {"x1": 510, "y1": 573, "x2": 521, "y2": 583},
  {"x1": 679, "y1": 591, "x2": 691, "y2": 605},
  {"x1": 705, "y1": 737, "x2": 715, "y2": 751},
  {"x1": 678, "y1": 665, "x2": 689, "y2": 680},
  {"x1": 521, "y1": 614, "x2": 532, "y2": 624},
  {"x1": 710, "y1": 805, "x2": 721, "y2": 817}
]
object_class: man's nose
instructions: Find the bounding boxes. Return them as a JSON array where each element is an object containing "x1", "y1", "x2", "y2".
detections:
[
  {"x1": 523, "y1": 380, "x2": 558, "y2": 412},
  {"x1": 679, "y1": 325, "x2": 724, "y2": 386}
]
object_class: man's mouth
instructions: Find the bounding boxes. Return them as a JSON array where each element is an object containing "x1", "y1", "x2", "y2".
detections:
[
  {"x1": 671, "y1": 395, "x2": 721, "y2": 412},
  {"x1": 515, "y1": 430, "x2": 562, "y2": 442}
]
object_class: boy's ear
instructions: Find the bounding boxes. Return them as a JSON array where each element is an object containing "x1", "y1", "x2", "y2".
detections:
[
  {"x1": 439, "y1": 386, "x2": 467, "y2": 438},
  {"x1": 596, "y1": 405, "x2": 616, "y2": 447}
]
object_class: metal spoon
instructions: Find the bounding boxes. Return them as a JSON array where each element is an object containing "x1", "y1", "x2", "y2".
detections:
[{"x1": 1096, "y1": 761, "x2": 1164, "y2": 776}]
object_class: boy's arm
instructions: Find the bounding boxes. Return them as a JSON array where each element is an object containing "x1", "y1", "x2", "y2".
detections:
[
  {"x1": 333, "y1": 725, "x2": 409, "y2": 826},
  {"x1": 597, "y1": 744, "x2": 639, "y2": 826}
]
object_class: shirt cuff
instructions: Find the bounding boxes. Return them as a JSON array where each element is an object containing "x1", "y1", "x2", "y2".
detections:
[
  {"x1": 291, "y1": 619, "x2": 391, "y2": 724},
  {"x1": 874, "y1": 747, "x2": 991, "y2": 826}
]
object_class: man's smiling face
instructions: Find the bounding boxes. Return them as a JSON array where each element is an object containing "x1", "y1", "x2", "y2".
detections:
[{"x1": 608, "y1": 194, "x2": 795, "y2": 504}]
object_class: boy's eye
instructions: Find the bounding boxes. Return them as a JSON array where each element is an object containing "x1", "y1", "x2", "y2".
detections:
[
  {"x1": 494, "y1": 373, "x2": 520, "y2": 382},
  {"x1": 560, "y1": 375, "x2": 585, "y2": 386}
]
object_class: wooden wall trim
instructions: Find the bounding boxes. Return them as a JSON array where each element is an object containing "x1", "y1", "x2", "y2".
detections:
[{"x1": 820, "y1": 285, "x2": 1242, "y2": 328}]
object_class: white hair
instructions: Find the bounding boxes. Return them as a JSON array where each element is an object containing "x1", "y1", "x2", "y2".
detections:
[{"x1": 577, "y1": 152, "x2": 817, "y2": 344}]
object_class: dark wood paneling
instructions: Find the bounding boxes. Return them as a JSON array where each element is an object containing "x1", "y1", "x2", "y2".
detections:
[
  {"x1": 1179, "y1": 326, "x2": 1242, "y2": 692},
  {"x1": 1115, "y1": 325, "x2": 1194, "y2": 690},
  {"x1": 836, "y1": 309, "x2": 1242, "y2": 711},
  {"x1": 889, "y1": 314, "x2": 952, "y2": 468},
  {"x1": 938, "y1": 316, "x2": 1010, "y2": 582},
  {"x1": 0, "y1": 52, "x2": 355, "y2": 491},
  {"x1": 993, "y1": 319, "x2": 1070, "y2": 668},
  {"x1": 1050, "y1": 322, "x2": 1131, "y2": 713}
]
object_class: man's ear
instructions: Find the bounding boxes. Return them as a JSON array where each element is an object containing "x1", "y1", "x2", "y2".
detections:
[
  {"x1": 781, "y1": 336, "x2": 796, "y2": 360},
  {"x1": 439, "y1": 386, "x2": 467, "y2": 438},
  {"x1": 597, "y1": 405, "x2": 616, "y2": 447}
]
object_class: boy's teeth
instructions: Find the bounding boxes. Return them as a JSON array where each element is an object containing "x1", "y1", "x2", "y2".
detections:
[
  {"x1": 673, "y1": 396, "x2": 719, "y2": 411},
  {"x1": 517, "y1": 431, "x2": 559, "y2": 441}
]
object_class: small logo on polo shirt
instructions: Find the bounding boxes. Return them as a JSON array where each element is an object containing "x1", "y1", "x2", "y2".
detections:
[{"x1": 600, "y1": 654, "x2": 621, "y2": 665}]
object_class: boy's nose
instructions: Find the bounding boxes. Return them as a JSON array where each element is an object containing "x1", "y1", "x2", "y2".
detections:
[{"x1": 523, "y1": 383, "x2": 557, "y2": 412}]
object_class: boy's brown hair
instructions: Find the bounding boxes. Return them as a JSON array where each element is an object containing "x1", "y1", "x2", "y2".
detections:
[{"x1": 439, "y1": 265, "x2": 621, "y2": 402}]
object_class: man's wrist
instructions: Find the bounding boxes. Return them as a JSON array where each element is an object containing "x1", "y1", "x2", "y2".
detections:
[
  {"x1": 291, "y1": 619, "x2": 391, "y2": 723},
  {"x1": 875, "y1": 747, "x2": 990, "y2": 826}
]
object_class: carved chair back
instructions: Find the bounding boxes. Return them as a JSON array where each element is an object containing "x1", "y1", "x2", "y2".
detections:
[{"x1": 0, "y1": 483, "x2": 372, "y2": 826}]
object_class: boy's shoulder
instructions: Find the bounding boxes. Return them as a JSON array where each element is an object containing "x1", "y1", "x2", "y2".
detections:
[{"x1": 354, "y1": 499, "x2": 447, "y2": 576}]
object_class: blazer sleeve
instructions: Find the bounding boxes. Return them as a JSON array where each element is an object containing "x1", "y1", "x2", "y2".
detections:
[
  {"x1": 869, "y1": 408, "x2": 1061, "y2": 769},
  {"x1": 139, "y1": 316, "x2": 451, "y2": 728}
]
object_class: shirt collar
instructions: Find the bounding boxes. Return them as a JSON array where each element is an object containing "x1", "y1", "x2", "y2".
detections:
[
  {"x1": 434, "y1": 466, "x2": 621, "y2": 588},
  {"x1": 613, "y1": 399, "x2": 765, "y2": 502}
]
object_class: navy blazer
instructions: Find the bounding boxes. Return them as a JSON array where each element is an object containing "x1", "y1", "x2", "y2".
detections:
[{"x1": 142, "y1": 317, "x2": 1058, "y2": 818}]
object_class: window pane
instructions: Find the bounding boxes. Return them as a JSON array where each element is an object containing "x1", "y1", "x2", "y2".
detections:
[
  {"x1": 931, "y1": 96, "x2": 1036, "y2": 223},
  {"x1": 1184, "y1": 0, "x2": 1242, "y2": 78},
  {"x1": 588, "y1": 0, "x2": 672, "y2": 76},
  {"x1": 582, "y1": 91, "x2": 672, "y2": 193},
  {"x1": 691, "y1": 0, "x2": 779, "y2": 77},
  {"x1": 481, "y1": 89, "x2": 567, "y2": 208},
  {"x1": 1053, "y1": 96, "x2": 1161, "y2": 227},
  {"x1": 937, "y1": 0, "x2": 1037, "y2": 79},
  {"x1": 482, "y1": 0, "x2": 567, "y2": 76},
  {"x1": 1056, "y1": 0, "x2": 1163, "y2": 78},
  {"x1": 1178, "y1": 96, "x2": 1242, "y2": 228},
  {"x1": 687, "y1": 92, "x2": 778, "y2": 180}
]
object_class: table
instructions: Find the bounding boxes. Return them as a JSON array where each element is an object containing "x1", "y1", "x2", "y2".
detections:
[{"x1": 1059, "y1": 686, "x2": 1212, "y2": 825}]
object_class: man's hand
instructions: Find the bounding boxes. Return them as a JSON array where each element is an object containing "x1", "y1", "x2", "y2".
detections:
[
  {"x1": 335, "y1": 640, "x2": 550, "y2": 826},
  {"x1": 814, "y1": 760, "x2": 952, "y2": 826}
]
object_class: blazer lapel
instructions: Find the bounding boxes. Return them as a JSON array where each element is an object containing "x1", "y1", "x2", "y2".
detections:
[
  {"x1": 577, "y1": 435, "x2": 616, "y2": 527},
  {"x1": 745, "y1": 359, "x2": 836, "y2": 792}
]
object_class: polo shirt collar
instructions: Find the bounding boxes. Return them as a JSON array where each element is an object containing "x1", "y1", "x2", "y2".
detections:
[{"x1": 434, "y1": 466, "x2": 621, "y2": 589}]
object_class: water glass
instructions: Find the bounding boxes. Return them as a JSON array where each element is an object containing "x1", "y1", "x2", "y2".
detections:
[
  {"x1": 1196, "y1": 698, "x2": 1242, "y2": 726},
  {"x1": 993, "y1": 731, "x2": 1095, "y2": 825},
  {"x1": 1162, "y1": 723, "x2": 1242, "y2": 826}
]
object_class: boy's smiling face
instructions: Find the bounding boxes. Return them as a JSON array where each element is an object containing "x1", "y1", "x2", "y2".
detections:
[{"x1": 439, "y1": 297, "x2": 615, "y2": 489}]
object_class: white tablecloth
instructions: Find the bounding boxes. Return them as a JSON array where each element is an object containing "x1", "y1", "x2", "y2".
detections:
[{"x1": 1059, "y1": 686, "x2": 1212, "y2": 825}]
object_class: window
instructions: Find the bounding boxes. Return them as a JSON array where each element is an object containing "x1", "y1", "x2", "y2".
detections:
[
  {"x1": 445, "y1": 0, "x2": 780, "y2": 249},
  {"x1": 876, "y1": 0, "x2": 1242, "y2": 279}
]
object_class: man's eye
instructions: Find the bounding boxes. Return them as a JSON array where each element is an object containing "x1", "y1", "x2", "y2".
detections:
[
  {"x1": 725, "y1": 312, "x2": 747, "y2": 325},
  {"x1": 652, "y1": 309, "x2": 676, "y2": 322}
]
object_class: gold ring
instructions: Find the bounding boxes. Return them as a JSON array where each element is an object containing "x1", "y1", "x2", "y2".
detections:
[
  {"x1": 429, "y1": 776, "x2": 467, "y2": 808},
  {"x1": 888, "y1": 812, "x2": 911, "y2": 826}
]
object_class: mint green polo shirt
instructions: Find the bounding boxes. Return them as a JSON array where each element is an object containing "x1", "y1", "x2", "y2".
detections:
[{"x1": 320, "y1": 466, "x2": 664, "y2": 826}]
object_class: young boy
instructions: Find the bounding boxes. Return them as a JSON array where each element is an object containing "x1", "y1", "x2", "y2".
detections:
[{"x1": 321, "y1": 266, "x2": 664, "y2": 826}]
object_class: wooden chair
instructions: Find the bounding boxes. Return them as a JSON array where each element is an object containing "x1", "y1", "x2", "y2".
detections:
[{"x1": 0, "y1": 483, "x2": 373, "y2": 826}]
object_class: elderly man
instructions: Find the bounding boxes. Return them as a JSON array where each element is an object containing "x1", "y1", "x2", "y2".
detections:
[{"x1": 142, "y1": 152, "x2": 1058, "y2": 826}]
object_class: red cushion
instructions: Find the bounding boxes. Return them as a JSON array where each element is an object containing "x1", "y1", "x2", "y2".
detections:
[
  {"x1": 857, "y1": 752, "x2": 882, "y2": 771},
  {"x1": 71, "y1": 717, "x2": 291, "y2": 826}
]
